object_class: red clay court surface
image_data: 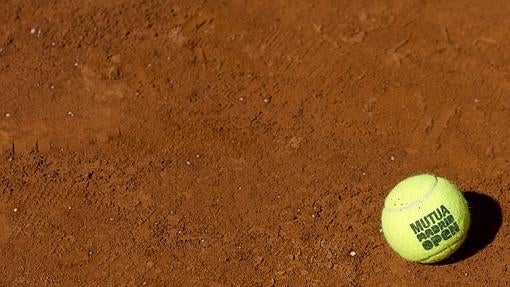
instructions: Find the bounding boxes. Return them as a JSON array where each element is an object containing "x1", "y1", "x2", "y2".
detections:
[{"x1": 0, "y1": 1, "x2": 509, "y2": 286}]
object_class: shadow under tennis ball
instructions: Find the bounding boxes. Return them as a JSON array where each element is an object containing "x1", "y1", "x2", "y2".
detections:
[{"x1": 438, "y1": 191, "x2": 502, "y2": 265}]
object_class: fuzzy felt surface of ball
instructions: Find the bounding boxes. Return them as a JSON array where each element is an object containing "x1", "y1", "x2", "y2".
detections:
[{"x1": 381, "y1": 174, "x2": 470, "y2": 263}]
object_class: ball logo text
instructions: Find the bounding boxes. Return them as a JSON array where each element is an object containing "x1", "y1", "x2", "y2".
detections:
[{"x1": 409, "y1": 205, "x2": 460, "y2": 251}]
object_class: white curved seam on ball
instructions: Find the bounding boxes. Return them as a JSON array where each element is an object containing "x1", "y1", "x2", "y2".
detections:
[{"x1": 384, "y1": 176, "x2": 439, "y2": 212}]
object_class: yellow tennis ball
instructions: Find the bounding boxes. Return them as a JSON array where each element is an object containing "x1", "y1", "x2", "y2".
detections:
[{"x1": 381, "y1": 174, "x2": 470, "y2": 263}]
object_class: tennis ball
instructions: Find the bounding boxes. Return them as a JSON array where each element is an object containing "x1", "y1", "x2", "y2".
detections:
[{"x1": 381, "y1": 174, "x2": 470, "y2": 263}]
